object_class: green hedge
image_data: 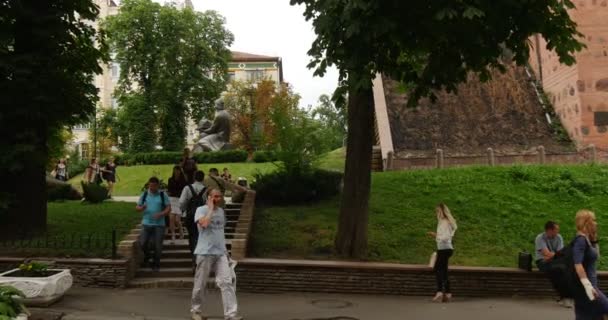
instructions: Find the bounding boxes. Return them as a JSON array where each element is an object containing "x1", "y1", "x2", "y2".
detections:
[
  {"x1": 252, "y1": 151, "x2": 278, "y2": 163},
  {"x1": 114, "y1": 150, "x2": 248, "y2": 165},
  {"x1": 252, "y1": 169, "x2": 343, "y2": 205}
]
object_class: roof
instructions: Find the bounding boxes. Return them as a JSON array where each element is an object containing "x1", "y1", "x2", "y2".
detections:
[{"x1": 230, "y1": 51, "x2": 280, "y2": 62}]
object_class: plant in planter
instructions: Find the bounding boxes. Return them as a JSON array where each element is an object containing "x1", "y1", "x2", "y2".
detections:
[
  {"x1": 81, "y1": 181, "x2": 109, "y2": 203},
  {"x1": 0, "y1": 285, "x2": 29, "y2": 320},
  {"x1": 0, "y1": 262, "x2": 73, "y2": 307}
]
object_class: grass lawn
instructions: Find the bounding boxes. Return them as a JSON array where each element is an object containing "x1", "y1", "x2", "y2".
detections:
[
  {"x1": 0, "y1": 201, "x2": 140, "y2": 258},
  {"x1": 70, "y1": 162, "x2": 278, "y2": 196},
  {"x1": 250, "y1": 164, "x2": 608, "y2": 269},
  {"x1": 315, "y1": 147, "x2": 345, "y2": 172}
]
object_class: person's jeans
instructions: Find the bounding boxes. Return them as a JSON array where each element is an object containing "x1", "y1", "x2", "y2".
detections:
[
  {"x1": 139, "y1": 225, "x2": 165, "y2": 268},
  {"x1": 537, "y1": 259, "x2": 567, "y2": 299},
  {"x1": 434, "y1": 249, "x2": 453, "y2": 293}
]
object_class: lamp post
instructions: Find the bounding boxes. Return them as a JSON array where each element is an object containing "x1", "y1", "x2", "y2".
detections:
[{"x1": 93, "y1": 108, "x2": 98, "y2": 159}]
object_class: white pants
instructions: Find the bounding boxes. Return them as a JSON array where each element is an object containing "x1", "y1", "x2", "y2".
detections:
[{"x1": 191, "y1": 255, "x2": 238, "y2": 318}]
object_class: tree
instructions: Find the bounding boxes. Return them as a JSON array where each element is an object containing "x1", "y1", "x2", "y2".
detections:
[
  {"x1": 104, "y1": 0, "x2": 234, "y2": 152},
  {"x1": 291, "y1": 0, "x2": 584, "y2": 258},
  {"x1": 223, "y1": 79, "x2": 280, "y2": 154},
  {"x1": 0, "y1": 0, "x2": 107, "y2": 230},
  {"x1": 90, "y1": 107, "x2": 122, "y2": 160},
  {"x1": 311, "y1": 94, "x2": 348, "y2": 150}
]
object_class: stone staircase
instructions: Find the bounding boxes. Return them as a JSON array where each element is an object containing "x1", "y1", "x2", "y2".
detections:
[{"x1": 128, "y1": 202, "x2": 246, "y2": 288}]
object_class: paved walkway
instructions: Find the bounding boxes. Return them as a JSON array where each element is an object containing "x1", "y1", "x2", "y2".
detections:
[{"x1": 45, "y1": 287, "x2": 573, "y2": 320}]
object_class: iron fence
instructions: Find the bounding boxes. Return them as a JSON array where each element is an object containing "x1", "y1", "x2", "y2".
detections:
[{"x1": 0, "y1": 229, "x2": 124, "y2": 259}]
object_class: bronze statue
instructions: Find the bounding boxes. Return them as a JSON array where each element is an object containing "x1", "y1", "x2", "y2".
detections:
[{"x1": 193, "y1": 98, "x2": 231, "y2": 152}]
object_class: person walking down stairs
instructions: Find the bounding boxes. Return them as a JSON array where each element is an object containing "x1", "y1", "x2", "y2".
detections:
[{"x1": 190, "y1": 188, "x2": 241, "y2": 320}]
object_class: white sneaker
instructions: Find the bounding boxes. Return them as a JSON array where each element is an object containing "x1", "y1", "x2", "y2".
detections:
[
  {"x1": 191, "y1": 313, "x2": 206, "y2": 320},
  {"x1": 560, "y1": 298, "x2": 574, "y2": 308}
]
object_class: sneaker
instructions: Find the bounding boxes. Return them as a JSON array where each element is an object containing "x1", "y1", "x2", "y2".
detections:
[
  {"x1": 432, "y1": 292, "x2": 443, "y2": 302},
  {"x1": 191, "y1": 313, "x2": 206, "y2": 320},
  {"x1": 560, "y1": 298, "x2": 574, "y2": 308},
  {"x1": 443, "y1": 293, "x2": 452, "y2": 303}
]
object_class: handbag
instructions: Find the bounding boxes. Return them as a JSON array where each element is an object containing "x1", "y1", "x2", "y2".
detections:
[
  {"x1": 518, "y1": 251, "x2": 532, "y2": 271},
  {"x1": 429, "y1": 251, "x2": 437, "y2": 268}
]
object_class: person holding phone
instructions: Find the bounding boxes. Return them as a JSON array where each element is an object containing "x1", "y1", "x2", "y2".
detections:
[
  {"x1": 190, "y1": 188, "x2": 240, "y2": 320},
  {"x1": 136, "y1": 177, "x2": 171, "y2": 272}
]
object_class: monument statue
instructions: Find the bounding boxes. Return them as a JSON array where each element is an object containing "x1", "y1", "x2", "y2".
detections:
[{"x1": 193, "y1": 98, "x2": 231, "y2": 152}]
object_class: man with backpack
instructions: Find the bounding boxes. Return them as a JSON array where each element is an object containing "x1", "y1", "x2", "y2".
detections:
[
  {"x1": 136, "y1": 177, "x2": 171, "y2": 272},
  {"x1": 179, "y1": 171, "x2": 207, "y2": 262}
]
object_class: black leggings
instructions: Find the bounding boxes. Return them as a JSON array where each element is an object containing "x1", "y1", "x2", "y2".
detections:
[{"x1": 434, "y1": 249, "x2": 453, "y2": 293}]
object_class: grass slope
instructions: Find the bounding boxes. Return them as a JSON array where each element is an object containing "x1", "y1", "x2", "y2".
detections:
[
  {"x1": 251, "y1": 165, "x2": 608, "y2": 269},
  {"x1": 1, "y1": 201, "x2": 140, "y2": 258}
]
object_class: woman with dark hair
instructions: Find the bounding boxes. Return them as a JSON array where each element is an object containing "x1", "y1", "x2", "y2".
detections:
[
  {"x1": 101, "y1": 157, "x2": 117, "y2": 197},
  {"x1": 54, "y1": 158, "x2": 69, "y2": 181},
  {"x1": 427, "y1": 203, "x2": 458, "y2": 303},
  {"x1": 181, "y1": 148, "x2": 197, "y2": 184},
  {"x1": 86, "y1": 158, "x2": 101, "y2": 184},
  {"x1": 168, "y1": 165, "x2": 186, "y2": 243}
]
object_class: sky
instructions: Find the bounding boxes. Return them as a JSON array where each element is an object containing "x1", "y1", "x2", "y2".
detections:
[{"x1": 158, "y1": 0, "x2": 340, "y2": 108}]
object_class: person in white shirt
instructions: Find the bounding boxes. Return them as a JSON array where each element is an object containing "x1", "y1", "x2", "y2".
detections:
[{"x1": 427, "y1": 203, "x2": 458, "y2": 303}]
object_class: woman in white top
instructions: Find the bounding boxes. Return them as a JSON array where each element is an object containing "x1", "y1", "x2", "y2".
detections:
[{"x1": 427, "y1": 203, "x2": 457, "y2": 302}]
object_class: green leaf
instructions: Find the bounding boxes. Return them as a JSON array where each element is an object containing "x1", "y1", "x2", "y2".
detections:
[{"x1": 463, "y1": 7, "x2": 484, "y2": 19}]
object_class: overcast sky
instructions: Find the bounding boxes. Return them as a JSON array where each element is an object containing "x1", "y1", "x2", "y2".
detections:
[{"x1": 154, "y1": 0, "x2": 340, "y2": 108}]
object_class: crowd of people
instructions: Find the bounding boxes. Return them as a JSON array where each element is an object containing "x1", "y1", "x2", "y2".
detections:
[
  {"x1": 136, "y1": 148, "x2": 243, "y2": 320},
  {"x1": 429, "y1": 205, "x2": 608, "y2": 319}
]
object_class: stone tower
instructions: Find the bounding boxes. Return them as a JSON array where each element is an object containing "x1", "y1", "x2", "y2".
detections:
[{"x1": 528, "y1": 0, "x2": 608, "y2": 149}]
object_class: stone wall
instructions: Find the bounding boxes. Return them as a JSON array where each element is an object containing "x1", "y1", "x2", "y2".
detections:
[
  {"x1": 0, "y1": 257, "x2": 128, "y2": 288},
  {"x1": 388, "y1": 148, "x2": 598, "y2": 170},
  {"x1": 236, "y1": 258, "x2": 608, "y2": 297}
]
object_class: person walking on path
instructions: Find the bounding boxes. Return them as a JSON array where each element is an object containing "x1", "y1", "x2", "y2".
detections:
[
  {"x1": 572, "y1": 209, "x2": 608, "y2": 319},
  {"x1": 53, "y1": 158, "x2": 69, "y2": 181},
  {"x1": 86, "y1": 157, "x2": 101, "y2": 184},
  {"x1": 136, "y1": 177, "x2": 171, "y2": 272},
  {"x1": 535, "y1": 221, "x2": 571, "y2": 308},
  {"x1": 101, "y1": 157, "x2": 118, "y2": 197},
  {"x1": 167, "y1": 165, "x2": 186, "y2": 244},
  {"x1": 181, "y1": 148, "x2": 198, "y2": 184},
  {"x1": 427, "y1": 203, "x2": 457, "y2": 303},
  {"x1": 190, "y1": 188, "x2": 241, "y2": 320},
  {"x1": 180, "y1": 171, "x2": 207, "y2": 259}
]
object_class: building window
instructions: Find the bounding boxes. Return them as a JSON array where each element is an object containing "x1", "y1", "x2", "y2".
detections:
[
  {"x1": 228, "y1": 72, "x2": 236, "y2": 82},
  {"x1": 246, "y1": 70, "x2": 265, "y2": 82},
  {"x1": 111, "y1": 63, "x2": 120, "y2": 81},
  {"x1": 80, "y1": 143, "x2": 90, "y2": 159},
  {"x1": 73, "y1": 123, "x2": 91, "y2": 130},
  {"x1": 594, "y1": 112, "x2": 608, "y2": 126}
]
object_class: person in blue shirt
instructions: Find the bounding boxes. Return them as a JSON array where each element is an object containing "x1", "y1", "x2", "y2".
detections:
[{"x1": 136, "y1": 176, "x2": 171, "y2": 272}]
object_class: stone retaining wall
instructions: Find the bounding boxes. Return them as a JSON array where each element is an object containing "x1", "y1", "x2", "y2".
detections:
[
  {"x1": 0, "y1": 257, "x2": 128, "y2": 288},
  {"x1": 236, "y1": 258, "x2": 608, "y2": 297}
]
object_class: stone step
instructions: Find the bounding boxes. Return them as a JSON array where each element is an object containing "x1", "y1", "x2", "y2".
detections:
[
  {"x1": 158, "y1": 258, "x2": 194, "y2": 268},
  {"x1": 162, "y1": 249, "x2": 193, "y2": 259},
  {"x1": 128, "y1": 277, "x2": 196, "y2": 289},
  {"x1": 137, "y1": 267, "x2": 193, "y2": 278}
]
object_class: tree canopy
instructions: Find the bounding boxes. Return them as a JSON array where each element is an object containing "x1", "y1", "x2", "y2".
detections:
[
  {"x1": 291, "y1": 0, "x2": 584, "y2": 258},
  {"x1": 0, "y1": 0, "x2": 107, "y2": 228},
  {"x1": 104, "y1": 0, "x2": 234, "y2": 152}
]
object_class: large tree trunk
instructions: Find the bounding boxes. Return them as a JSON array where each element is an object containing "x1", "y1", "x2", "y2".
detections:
[{"x1": 335, "y1": 86, "x2": 375, "y2": 258}]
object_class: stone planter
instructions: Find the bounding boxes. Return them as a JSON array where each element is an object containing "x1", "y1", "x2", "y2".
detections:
[{"x1": 0, "y1": 269, "x2": 73, "y2": 307}]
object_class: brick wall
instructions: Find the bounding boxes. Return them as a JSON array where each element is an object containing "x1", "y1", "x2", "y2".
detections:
[
  {"x1": 236, "y1": 259, "x2": 608, "y2": 297},
  {"x1": 0, "y1": 257, "x2": 128, "y2": 288}
]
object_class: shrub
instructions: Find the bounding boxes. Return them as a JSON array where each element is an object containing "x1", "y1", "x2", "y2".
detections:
[
  {"x1": 81, "y1": 182, "x2": 109, "y2": 203},
  {"x1": 252, "y1": 169, "x2": 342, "y2": 205},
  {"x1": 114, "y1": 150, "x2": 248, "y2": 165},
  {"x1": 252, "y1": 151, "x2": 278, "y2": 163},
  {"x1": 0, "y1": 285, "x2": 28, "y2": 319},
  {"x1": 67, "y1": 158, "x2": 89, "y2": 178}
]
